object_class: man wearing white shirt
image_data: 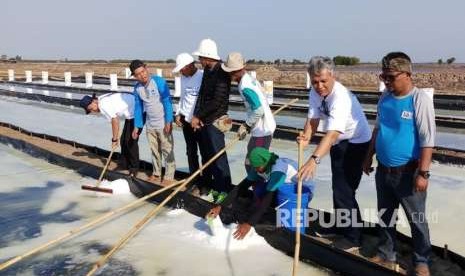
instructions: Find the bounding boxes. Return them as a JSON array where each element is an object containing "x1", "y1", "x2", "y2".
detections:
[
  {"x1": 173, "y1": 53, "x2": 206, "y2": 192},
  {"x1": 80, "y1": 92, "x2": 140, "y2": 176},
  {"x1": 297, "y1": 56, "x2": 371, "y2": 251}
]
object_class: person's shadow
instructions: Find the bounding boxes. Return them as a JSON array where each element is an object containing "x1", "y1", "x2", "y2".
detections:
[{"x1": 0, "y1": 181, "x2": 81, "y2": 247}]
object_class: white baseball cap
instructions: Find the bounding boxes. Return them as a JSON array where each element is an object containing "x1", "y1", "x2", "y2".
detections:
[
  {"x1": 192, "y1": 38, "x2": 221, "y2": 60},
  {"x1": 172, "y1": 53, "x2": 195, "y2": 73}
]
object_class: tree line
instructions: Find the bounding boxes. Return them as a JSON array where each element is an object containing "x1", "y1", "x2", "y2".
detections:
[
  {"x1": 2, "y1": 54, "x2": 459, "y2": 66},
  {"x1": 437, "y1": 57, "x2": 456, "y2": 64}
]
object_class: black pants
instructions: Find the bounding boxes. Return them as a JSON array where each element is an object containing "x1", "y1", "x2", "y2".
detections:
[
  {"x1": 120, "y1": 119, "x2": 140, "y2": 174},
  {"x1": 181, "y1": 116, "x2": 206, "y2": 186},
  {"x1": 198, "y1": 124, "x2": 233, "y2": 193},
  {"x1": 330, "y1": 140, "x2": 369, "y2": 243}
]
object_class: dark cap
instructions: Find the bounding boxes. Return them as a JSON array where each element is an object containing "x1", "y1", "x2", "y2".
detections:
[
  {"x1": 382, "y1": 52, "x2": 412, "y2": 74},
  {"x1": 79, "y1": 94, "x2": 96, "y2": 114},
  {"x1": 129, "y1": 59, "x2": 145, "y2": 75}
]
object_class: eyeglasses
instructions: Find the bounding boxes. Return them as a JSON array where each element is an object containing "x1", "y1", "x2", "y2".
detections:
[
  {"x1": 320, "y1": 96, "x2": 330, "y2": 116},
  {"x1": 379, "y1": 72, "x2": 405, "y2": 82}
]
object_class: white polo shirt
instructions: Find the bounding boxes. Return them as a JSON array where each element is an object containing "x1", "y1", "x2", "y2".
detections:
[
  {"x1": 176, "y1": 69, "x2": 203, "y2": 123},
  {"x1": 307, "y1": 81, "x2": 371, "y2": 144},
  {"x1": 99, "y1": 93, "x2": 135, "y2": 121}
]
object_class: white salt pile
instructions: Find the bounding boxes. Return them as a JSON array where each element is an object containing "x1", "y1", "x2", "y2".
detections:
[
  {"x1": 96, "y1": 179, "x2": 131, "y2": 195},
  {"x1": 166, "y1": 209, "x2": 266, "y2": 251}
]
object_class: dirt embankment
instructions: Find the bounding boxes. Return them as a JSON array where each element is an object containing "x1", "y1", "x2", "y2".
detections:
[
  {"x1": 253, "y1": 64, "x2": 465, "y2": 93},
  {"x1": 1, "y1": 62, "x2": 465, "y2": 94}
]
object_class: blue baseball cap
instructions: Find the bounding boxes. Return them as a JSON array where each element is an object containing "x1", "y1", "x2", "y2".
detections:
[
  {"x1": 79, "y1": 94, "x2": 96, "y2": 114},
  {"x1": 129, "y1": 59, "x2": 145, "y2": 75}
]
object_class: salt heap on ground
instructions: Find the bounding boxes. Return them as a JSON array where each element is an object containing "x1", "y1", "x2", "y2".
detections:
[
  {"x1": 97, "y1": 178, "x2": 131, "y2": 195},
  {"x1": 167, "y1": 209, "x2": 266, "y2": 251}
]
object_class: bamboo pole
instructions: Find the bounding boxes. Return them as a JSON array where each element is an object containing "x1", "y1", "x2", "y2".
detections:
[
  {"x1": 274, "y1": 98, "x2": 298, "y2": 115},
  {"x1": 292, "y1": 131, "x2": 304, "y2": 276},
  {"x1": 96, "y1": 146, "x2": 117, "y2": 187},
  {"x1": 86, "y1": 135, "x2": 241, "y2": 275},
  {"x1": 0, "y1": 179, "x2": 185, "y2": 271},
  {"x1": 86, "y1": 98, "x2": 300, "y2": 275}
]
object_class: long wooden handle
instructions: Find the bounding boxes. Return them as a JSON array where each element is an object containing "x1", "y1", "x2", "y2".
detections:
[
  {"x1": 96, "y1": 146, "x2": 117, "y2": 187},
  {"x1": 292, "y1": 131, "x2": 304, "y2": 276},
  {"x1": 0, "y1": 98, "x2": 299, "y2": 273},
  {"x1": 0, "y1": 179, "x2": 185, "y2": 271},
  {"x1": 273, "y1": 98, "x2": 299, "y2": 116},
  {"x1": 87, "y1": 98, "x2": 300, "y2": 275},
  {"x1": 87, "y1": 135, "x2": 241, "y2": 275}
]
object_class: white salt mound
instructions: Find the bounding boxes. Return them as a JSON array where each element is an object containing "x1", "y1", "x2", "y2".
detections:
[
  {"x1": 99, "y1": 179, "x2": 131, "y2": 195},
  {"x1": 179, "y1": 213, "x2": 266, "y2": 251}
]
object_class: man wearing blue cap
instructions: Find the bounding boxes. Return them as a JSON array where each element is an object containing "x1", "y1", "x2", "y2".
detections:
[{"x1": 79, "y1": 91, "x2": 139, "y2": 176}]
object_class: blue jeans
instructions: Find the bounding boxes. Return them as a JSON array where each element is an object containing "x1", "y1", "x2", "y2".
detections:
[
  {"x1": 198, "y1": 124, "x2": 233, "y2": 193},
  {"x1": 375, "y1": 168, "x2": 431, "y2": 264},
  {"x1": 330, "y1": 140, "x2": 368, "y2": 243}
]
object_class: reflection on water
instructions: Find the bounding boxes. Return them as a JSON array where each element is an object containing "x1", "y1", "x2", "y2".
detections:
[
  {"x1": 0, "y1": 96, "x2": 464, "y2": 275},
  {"x1": 0, "y1": 181, "x2": 80, "y2": 247},
  {"x1": 0, "y1": 144, "x2": 328, "y2": 276}
]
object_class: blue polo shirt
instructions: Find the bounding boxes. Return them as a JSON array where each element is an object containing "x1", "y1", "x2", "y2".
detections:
[{"x1": 376, "y1": 92, "x2": 420, "y2": 167}]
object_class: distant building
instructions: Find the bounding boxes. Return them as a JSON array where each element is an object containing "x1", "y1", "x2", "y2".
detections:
[{"x1": 0, "y1": 55, "x2": 7, "y2": 61}]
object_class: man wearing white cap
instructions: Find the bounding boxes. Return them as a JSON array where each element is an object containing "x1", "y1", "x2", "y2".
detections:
[
  {"x1": 191, "y1": 38, "x2": 233, "y2": 197},
  {"x1": 222, "y1": 52, "x2": 276, "y2": 173},
  {"x1": 172, "y1": 53, "x2": 206, "y2": 192}
]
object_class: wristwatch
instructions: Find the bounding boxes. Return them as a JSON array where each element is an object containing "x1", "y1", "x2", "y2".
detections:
[
  {"x1": 418, "y1": 170, "x2": 431, "y2": 179},
  {"x1": 311, "y1": 155, "x2": 321, "y2": 164},
  {"x1": 111, "y1": 138, "x2": 118, "y2": 142}
]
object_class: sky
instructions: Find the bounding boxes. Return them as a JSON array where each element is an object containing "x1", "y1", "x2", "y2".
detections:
[{"x1": 2, "y1": 0, "x2": 465, "y2": 62}]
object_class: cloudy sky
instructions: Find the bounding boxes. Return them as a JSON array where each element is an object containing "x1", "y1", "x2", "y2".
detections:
[{"x1": 2, "y1": 0, "x2": 464, "y2": 62}]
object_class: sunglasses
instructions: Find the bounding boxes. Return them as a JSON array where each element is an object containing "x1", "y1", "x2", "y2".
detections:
[{"x1": 379, "y1": 72, "x2": 407, "y2": 82}]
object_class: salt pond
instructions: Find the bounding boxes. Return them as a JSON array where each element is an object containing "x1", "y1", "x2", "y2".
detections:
[
  {"x1": 0, "y1": 143, "x2": 328, "y2": 275},
  {"x1": 0, "y1": 96, "x2": 464, "y2": 275}
]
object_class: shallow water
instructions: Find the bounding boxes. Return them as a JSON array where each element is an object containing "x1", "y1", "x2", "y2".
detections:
[
  {"x1": 1, "y1": 85, "x2": 465, "y2": 148},
  {"x1": 0, "y1": 144, "x2": 328, "y2": 276},
  {"x1": 0, "y1": 96, "x2": 464, "y2": 275}
]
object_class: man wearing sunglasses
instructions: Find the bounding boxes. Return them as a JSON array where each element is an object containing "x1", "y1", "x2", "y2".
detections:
[
  {"x1": 297, "y1": 56, "x2": 371, "y2": 251},
  {"x1": 363, "y1": 52, "x2": 435, "y2": 276}
]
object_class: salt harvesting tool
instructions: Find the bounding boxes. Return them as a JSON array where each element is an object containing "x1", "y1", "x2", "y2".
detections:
[
  {"x1": 0, "y1": 178, "x2": 186, "y2": 272},
  {"x1": 292, "y1": 131, "x2": 304, "y2": 276},
  {"x1": 85, "y1": 98, "x2": 300, "y2": 276},
  {"x1": 86, "y1": 135, "x2": 242, "y2": 276},
  {"x1": 81, "y1": 145, "x2": 116, "y2": 194}
]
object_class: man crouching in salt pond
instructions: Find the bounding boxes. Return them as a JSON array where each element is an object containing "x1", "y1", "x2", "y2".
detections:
[{"x1": 207, "y1": 147, "x2": 315, "y2": 239}]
